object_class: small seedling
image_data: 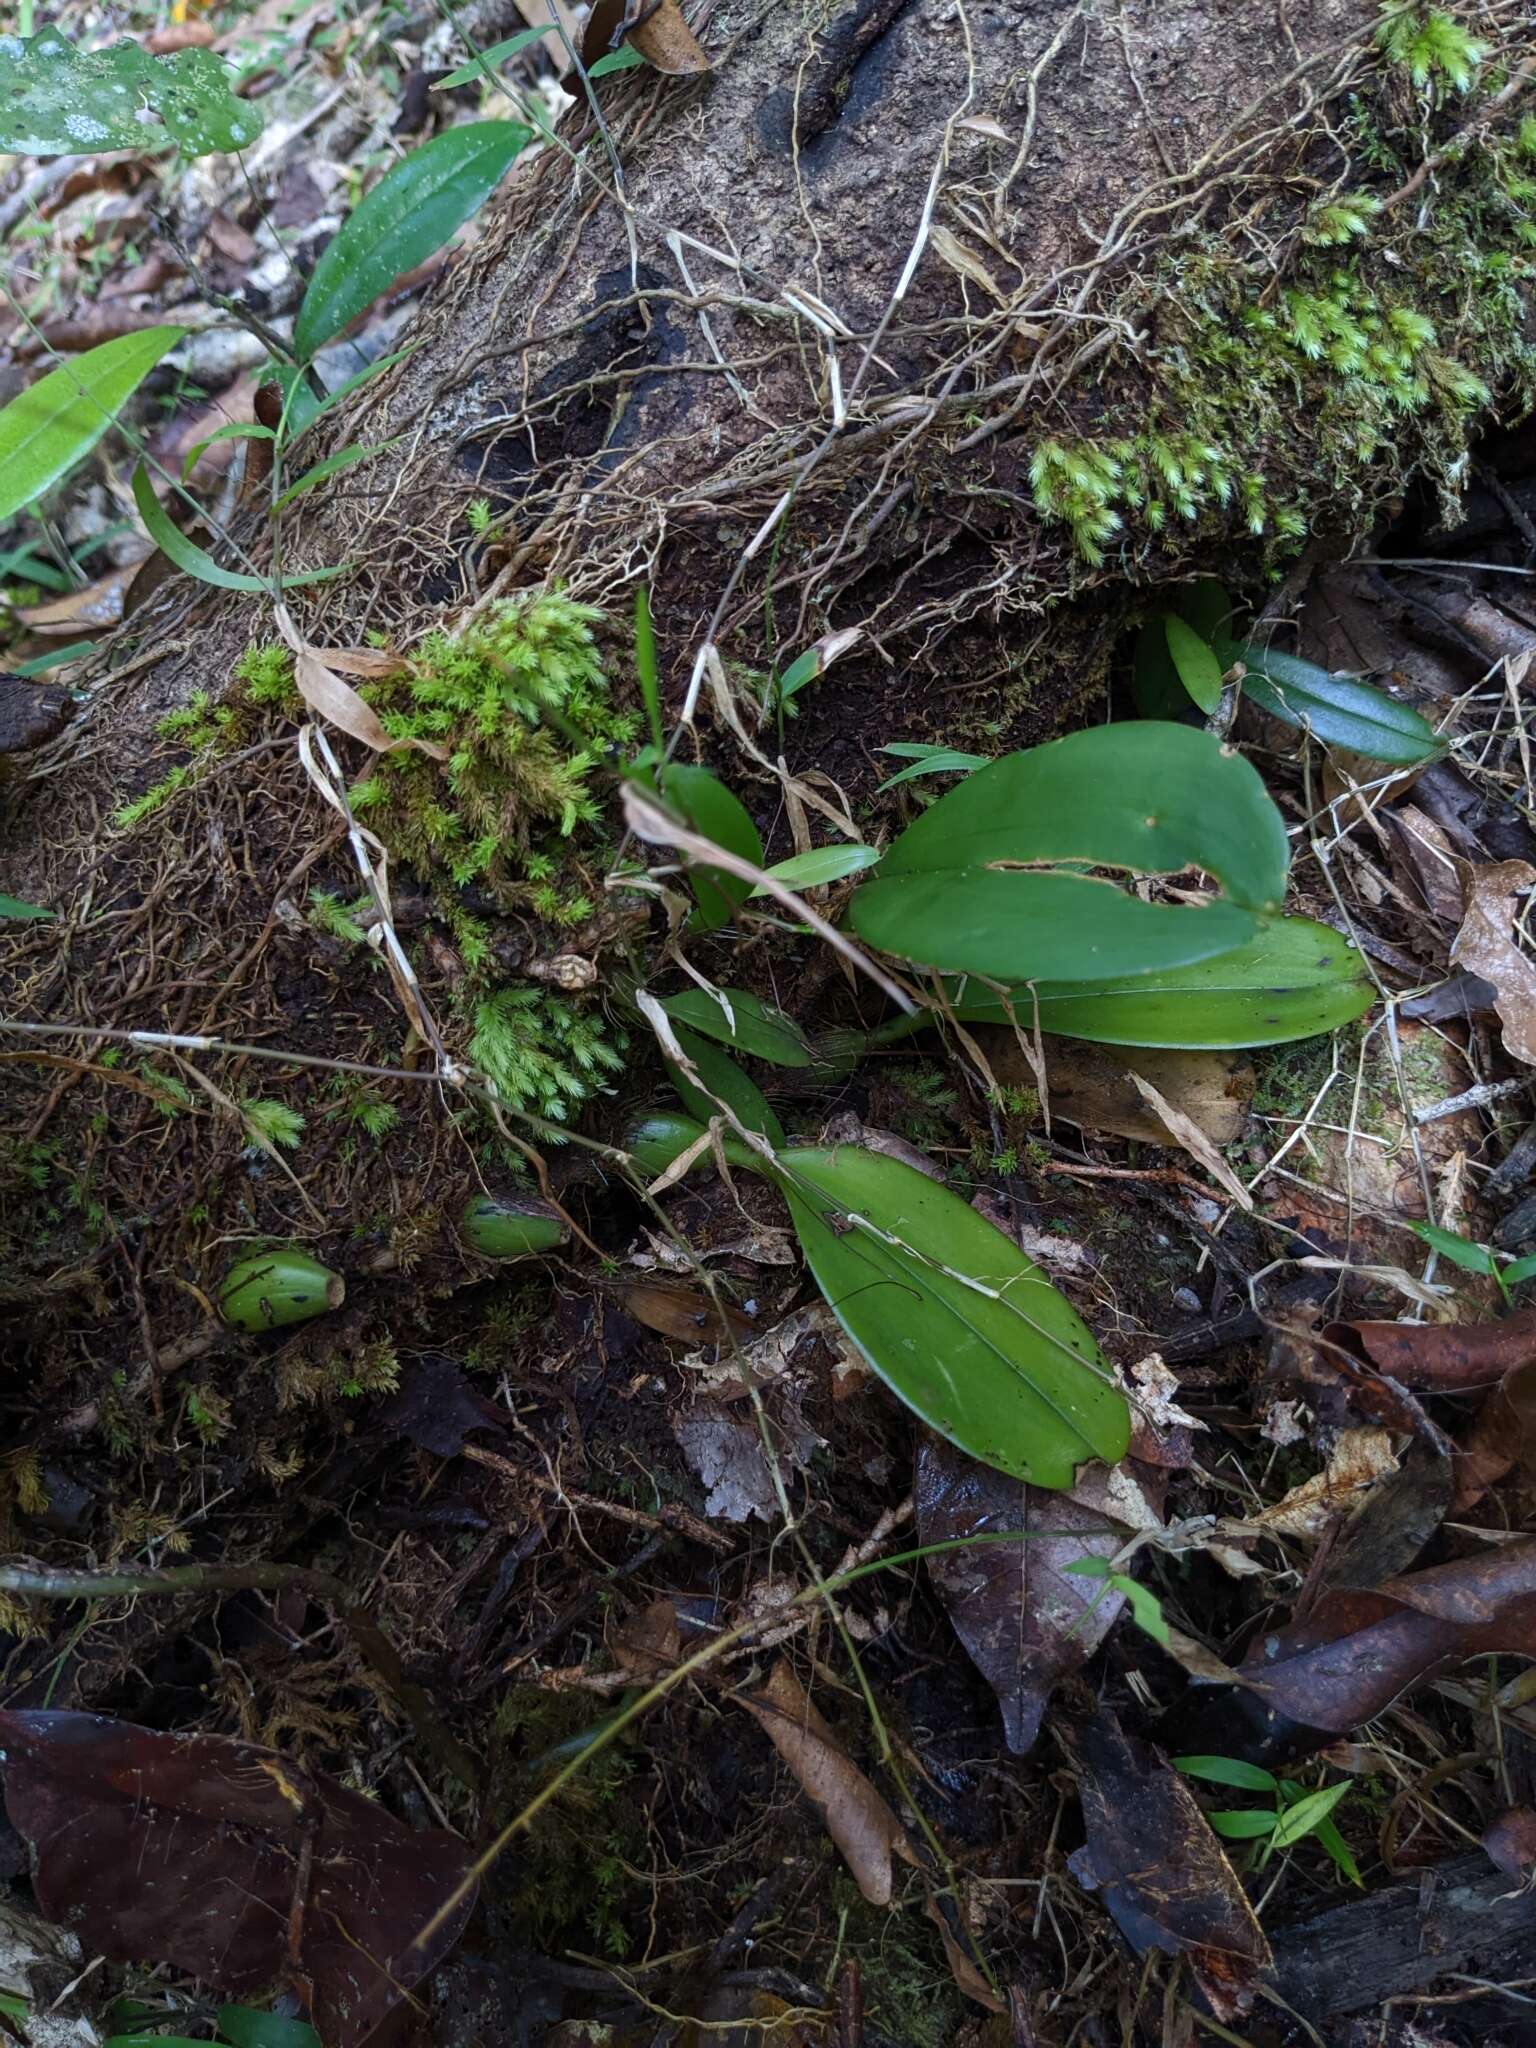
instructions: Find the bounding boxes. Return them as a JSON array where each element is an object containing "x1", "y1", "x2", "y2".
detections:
[
  {"x1": 1410, "y1": 1220, "x2": 1536, "y2": 1307},
  {"x1": 1175, "y1": 1755, "x2": 1362, "y2": 1883}
]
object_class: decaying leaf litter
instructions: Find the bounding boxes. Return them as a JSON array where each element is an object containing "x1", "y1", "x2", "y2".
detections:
[{"x1": 5, "y1": 1, "x2": 1536, "y2": 2045}]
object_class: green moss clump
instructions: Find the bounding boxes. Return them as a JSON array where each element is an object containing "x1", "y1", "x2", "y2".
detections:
[
  {"x1": 470, "y1": 985, "x2": 626, "y2": 1121},
  {"x1": 1028, "y1": 23, "x2": 1535, "y2": 565}
]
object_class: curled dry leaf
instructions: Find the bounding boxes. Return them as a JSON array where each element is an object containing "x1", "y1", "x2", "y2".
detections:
[
  {"x1": 581, "y1": 0, "x2": 709, "y2": 71},
  {"x1": 1450, "y1": 859, "x2": 1536, "y2": 1067},
  {"x1": 1175, "y1": 1536, "x2": 1536, "y2": 1764},
  {"x1": 739, "y1": 1659, "x2": 918, "y2": 1905},
  {"x1": 0, "y1": 1709, "x2": 476, "y2": 2048},
  {"x1": 1482, "y1": 1806, "x2": 1536, "y2": 1880},
  {"x1": 983, "y1": 1033, "x2": 1252, "y2": 1149},
  {"x1": 915, "y1": 1433, "x2": 1160, "y2": 1754},
  {"x1": 1128, "y1": 1070, "x2": 1254, "y2": 1210},
  {"x1": 14, "y1": 563, "x2": 144, "y2": 635},
  {"x1": 1451, "y1": 1355, "x2": 1536, "y2": 1510},
  {"x1": 274, "y1": 605, "x2": 445, "y2": 759},
  {"x1": 1327, "y1": 1308, "x2": 1536, "y2": 1390},
  {"x1": 1254, "y1": 1426, "x2": 1398, "y2": 1541},
  {"x1": 1062, "y1": 1707, "x2": 1272, "y2": 2020}
]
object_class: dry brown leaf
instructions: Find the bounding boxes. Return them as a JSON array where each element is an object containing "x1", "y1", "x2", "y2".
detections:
[
  {"x1": 275, "y1": 605, "x2": 445, "y2": 759},
  {"x1": 1127, "y1": 1070, "x2": 1254, "y2": 1210},
  {"x1": 582, "y1": 0, "x2": 708, "y2": 72},
  {"x1": 739, "y1": 1659, "x2": 918, "y2": 1904},
  {"x1": 611, "y1": 1597, "x2": 681, "y2": 1680},
  {"x1": 929, "y1": 226, "x2": 1007, "y2": 303},
  {"x1": 144, "y1": 21, "x2": 216, "y2": 49},
  {"x1": 14, "y1": 563, "x2": 144, "y2": 635},
  {"x1": 957, "y1": 113, "x2": 1011, "y2": 140},
  {"x1": 1044, "y1": 1041, "x2": 1251, "y2": 1148},
  {"x1": 1451, "y1": 859, "x2": 1536, "y2": 1067},
  {"x1": 1255, "y1": 1426, "x2": 1399, "y2": 1539},
  {"x1": 1387, "y1": 804, "x2": 1463, "y2": 923},
  {"x1": 316, "y1": 646, "x2": 408, "y2": 679},
  {"x1": 618, "y1": 1279, "x2": 756, "y2": 1346},
  {"x1": 923, "y1": 1896, "x2": 1005, "y2": 2014}
]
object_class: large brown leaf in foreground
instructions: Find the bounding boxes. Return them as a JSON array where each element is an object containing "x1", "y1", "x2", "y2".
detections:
[
  {"x1": 1175, "y1": 1538, "x2": 1536, "y2": 1763},
  {"x1": 0, "y1": 1710, "x2": 476, "y2": 2047},
  {"x1": 1063, "y1": 1708, "x2": 1271, "y2": 2020}
]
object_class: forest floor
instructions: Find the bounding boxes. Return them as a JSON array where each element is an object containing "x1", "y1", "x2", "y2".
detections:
[{"x1": 5, "y1": 7, "x2": 1536, "y2": 2048}]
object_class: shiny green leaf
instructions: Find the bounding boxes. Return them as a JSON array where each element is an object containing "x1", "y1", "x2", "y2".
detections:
[
  {"x1": 657, "y1": 761, "x2": 763, "y2": 932},
  {"x1": 216, "y1": 2009, "x2": 322, "y2": 2048},
  {"x1": 749, "y1": 843, "x2": 880, "y2": 895},
  {"x1": 1164, "y1": 613, "x2": 1223, "y2": 714},
  {"x1": 1235, "y1": 641, "x2": 1444, "y2": 765},
  {"x1": 436, "y1": 27, "x2": 547, "y2": 88},
  {"x1": 920, "y1": 915, "x2": 1373, "y2": 1049},
  {"x1": 852, "y1": 723, "x2": 1288, "y2": 983},
  {"x1": 666, "y1": 1025, "x2": 784, "y2": 1146},
  {"x1": 294, "y1": 123, "x2": 532, "y2": 361},
  {"x1": 876, "y1": 742, "x2": 990, "y2": 791},
  {"x1": 776, "y1": 1144, "x2": 1129, "y2": 1486},
  {"x1": 182, "y1": 420, "x2": 274, "y2": 481},
  {"x1": 588, "y1": 43, "x2": 644, "y2": 76},
  {"x1": 0, "y1": 27, "x2": 262, "y2": 156},
  {"x1": 1408, "y1": 1220, "x2": 1498, "y2": 1277},
  {"x1": 1175, "y1": 1755, "x2": 1281, "y2": 1792},
  {"x1": 1270, "y1": 1780, "x2": 1352, "y2": 1849},
  {"x1": 625, "y1": 1111, "x2": 754, "y2": 1178},
  {"x1": 1208, "y1": 1809, "x2": 1280, "y2": 1840},
  {"x1": 661, "y1": 986, "x2": 811, "y2": 1067},
  {"x1": 0, "y1": 327, "x2": 183, "y2": 523}
]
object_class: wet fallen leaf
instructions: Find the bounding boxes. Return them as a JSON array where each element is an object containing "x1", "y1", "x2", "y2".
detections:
[
  {"x1": 1327, "y1": 1308, "x2": 1536, "y2": 1390},
  {"x1": 915, "y1": 1434, "x2": 1160, "y2": 1754},
  {"x1": 1451, "y1": 1355, "x2": 1536, "y2": 1509},
  {"x1": 1062, "y1": 1707, "x2": 1271, "y2": 2019},
  {"x1": 378, "y1": 1353, "x2": 507, "y2": 1457},
  {"x1": 1482, "y1": 1806, "x2": 1536, "y2": 1879},
  {"x1": 1450, "y1": 859, "x2": 1536, "y2": 1067},
  {"x1": 612, "y1": 1597, "x2": 681, "y2": 1680},
  {"x1": 739, "y1": 1660, "x2": 918, "y2": 1905},
  {"x1": 275, "y1": 605, "x2": 446, "y2": 759},
  {"x1": 1174, "y1": 1537, "x2": 1536, "y2": 1763},
  {"x1": 675, "y1": 1397, "x2": 822, "y2": 1523},
  {"x1": 0, "y1": 1709, "x2": 476, "y2": 2048}
]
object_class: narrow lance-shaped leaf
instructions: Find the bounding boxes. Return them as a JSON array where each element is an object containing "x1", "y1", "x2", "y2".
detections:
[
  {"x1": 851, "y1": 722, "x2": 1289, "y2": 983},
  {"x1": 1164, "y1": 615, "x2": 1224, "y2": 714},
  {"x1": 1233, "y1": 641, "x2": 1444, "y2": 766},
  {"x1": 294, "y1": 123, "x2": 532, "y2": 362},
  {"x1": 660, "y1": 986, "x2": 811, "y2": 1066},
  {"x1": 131, "y1": 466, "x2": 345, "y2": 592},
  {"x1": 0, "y1": 328, "x2": 184, "y2": 524}
]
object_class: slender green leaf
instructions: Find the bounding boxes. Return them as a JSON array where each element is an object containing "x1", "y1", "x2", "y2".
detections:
[
  {"x1": 182, "y1": 420, "x2": 274, "y2": 481},
  {"x1": 852, "y1": 722, "x2": 1288, "y2": 983},
  {"x1": 0, "y1": 26, "x2": 262, "y2": 156},
  {"x1": 666, "y1": 1025, "x2": 784, "y2": 1146},
  {"x1": 773, "y1": 646, "x2": 823, "y2": 710},
  {"x1": 1312, "y1": 1814, "x2": 1364, "y2": 1885},
  {"x1": 1408, "y1": 1221, "x2": 1498, "y2": 1277},
  {"x1": 265, "y1": 346, "x2": 418, "y2": 442},
  {"x1": 436, "y1": 26, "x2": 547, "y2": 88},
  {"x1": 1501, "y1": 1251, "x2": 1536, "y2": 1287},
  {"x1": 1132, "y1": 616, "x2": 1187, "y2": 720},
  {"x1": 661, "y1": 987, "x2": 811, "y2": 1067},
  {"x1": 0, "y1": 1993, "x2": 27, "y2": 2022},
  {"x1": 131, "y1": 466, "x2": 344, "y2": 590},
  {"x1": 634, "y1": 583, "x2": 664, "y2": 754},
  {"x1": 656, "y1": 760, "x2": 763, "y2": 933},
  {"x1": 1174, "y1": 1755, "x2": 1281, "y2": 1792},
  {"x1": 749, "y1": 844, "x2": 881, "y2": 895},
  {"x1": 216, "y1": 2007, "x2": 322, "y2": 2048},
  {"x1": 0, "y1": 327, "x2": 184, "y2": 523},
  {"x1": 272, "y1": 438, "x2": 394, "y2": 510},
  {"x1": 294, "y1": 123, "x2": 532, "y2": 361},
  {"x1": 1164, "y1": 614, "x2": 1224, "y2": 714},
  {"x1": 1270, "y1": 1779, "x2": 1352, "y2": 1849},
  {"x1": 914, "y1": 915, "x2": 1373, "y2": 1050},
  {"x1": 13, "y1": 641, "x2": 92, "y2": 674},
  {"x1": 1208, "y1": 1809, "x2": 1280, "y2": 1840},
  {"x1": 776, "y1": 1143, "x2": 1129, "y2": 1486},
  {"x1": 0, "y1": 893, "x2": 52, "y2": 919},
  {"x1": 1235, "y1": 641, "x2": 1444, "y2": 765},
  {"x1": 588, "y1": 43, "x2": 645, "y2": 76},
  {"x1": 876, "y1": 742, "x2": 990, "y2": 790}
]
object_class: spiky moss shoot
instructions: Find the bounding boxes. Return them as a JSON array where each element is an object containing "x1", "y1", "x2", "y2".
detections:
[
  {"x1": 349, "y1": 589, "x2": 640, "y2": 903},
  {"x1": 1028, "y1": 17, "x2": 1535, "y2": 567},
  {"x1": 470, "y1": 985, "x2": 626, "y2": 1123}
]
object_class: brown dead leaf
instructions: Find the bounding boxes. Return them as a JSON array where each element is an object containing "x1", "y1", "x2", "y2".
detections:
[
  {"x1": 318, "y1": 646, "x2": 408, "y2": 679},
  {"x1": 582, "y1": 0, "x2": 709, "y2": 71},
  {"x1": 1482, "y1": 1806, "x2": 1536, "y2": 1879},
  {"x1": 618, "y1": 1279, "x2": 756, "y2": 1346},
  {"x1": 612, "y1": 1597, "x2": 681, "y2": 1680},
  {"x1": 1128, "y1": 1070, "x2": 1254, "y2": 1209},
  {"x1": 1451, "y1": 859, "x2": 1536, "y2": 1067},
  {"x1": 14, "y1": 563, "x2": 145, "y2": 635},
  {"x1": 1255, "y1": 1426, "x2": 1399, "y2": 1540},
  {"x1": 1327, "y1": 1310, "x2": 1536, "y2": 1389},
  {"x1": 739, "y1": 1659, "x2": 918, "y2": 1905},
  {"x1": 275, "y1": 605, "x2": 445, "y2": 759},
  {"x1": 1451, "y1": 1355, "x2": 1536, "y2": 1510},
  {"x1": 1386, "y1": 804, "x2": 1463, "y2": 924},
  {"x1": 985, "y1": 1036, "x2": 1252, "y2": 1150},
  {"x1": 1062, "y1": 1707, "x2": 1272, "y2": 2020},
  {"x1": 916, "y1": 1434, "x2": 1161, "y2": 1754},
  {"x1": 144, "y1": 21, "x2": 217, "y2": 49},
  {"x1": 203, "y1": 212, "x2": 259, "y2": 266}
]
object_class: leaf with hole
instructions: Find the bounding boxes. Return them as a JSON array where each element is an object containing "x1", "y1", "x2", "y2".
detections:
[
  {"x1": 293, "y1": 123, "x2": 532, "y2": 362},
  {"x1": 776, "y1": 1144, "x2": 1128, "y2": 1487},
  {"x1": 851, "y1": 723, "x2": 1289, "y2": 983},
  {"x1": 908, "y1": 915, "x2": 1373, "y2": 1050},
  {"x1": 749, "y1": 844, "x2": 880, "y2": 895},
  {"x1": 0, "y1": 27, "x2": 262, "y2": 156},
  {"x1": 0, "y1": 328, "x2": 184, "y2": 524},
  {"x1": 1164, "y1": 614, "x2": 1224, "y2": 714},
  {"x1": 1234, "y1": 642, "x2": 1443, "y2": 765},
  {"x1": 661, "y1": 987, "x2": 811, "y2": 1067},
  {"x1": 131, "y1": 467, "x2": 345, "y2": 591}
]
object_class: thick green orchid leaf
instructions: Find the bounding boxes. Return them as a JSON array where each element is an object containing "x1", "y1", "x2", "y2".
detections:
[
  {"x1": 0, "y1": 28, "x2": 261, "y2": 156},
  {"x1": 1234, "y1": 642, "x2": 1443, "y2": 765},
  {"x1": 660, "y1": 987, "x2": 811, "y2": 1067}
]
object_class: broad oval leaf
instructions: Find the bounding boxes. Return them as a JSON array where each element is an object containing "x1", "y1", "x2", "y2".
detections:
[
  {"x1": 0, "y1": 28, "x2": 261, "y2": 156},
  {"x1": 1208, "y1": 1810, "x2": 1280, "y2": 1840},
  {"x1": 851, "y1": 723, "x2": 1289, "y2": 983},
  {"x1": 1235, "y1": 641, "x2": 1444, "y2": 765},
  {"x1": 657, "y1": 761, "x2": 763, "y2": 933},
  {"x1": 749, "y1": 843, "x2": 881, "y2": 895},
  {"x1": 0, "y1": 328, "x2": 184, "y2": 524},
  {"x1": 661, "y1": 986, "x2": 811, "y2": 1066},
  {"x1": 776, "y1": 1144, "x2": 1128, "y2": 1486},
  {"x1": 1164, "y1": 614, "x2": 1223, "y2": 714},
  {"x1": 294, "y1": 123, "x2": 532, "y2": 361},
  {"x1": 926, "y1": 915, "x2": 1373, "y2": 1049},
  {"x1": 666, "y1": 1025, "x2": 785, "y2": 1146}
]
